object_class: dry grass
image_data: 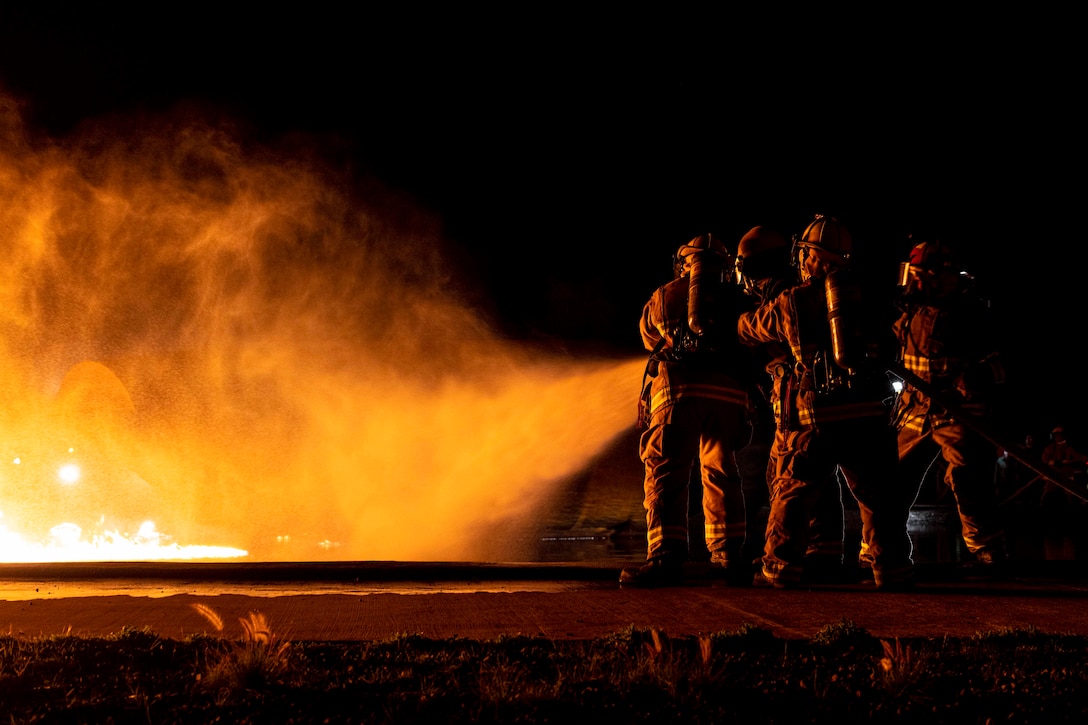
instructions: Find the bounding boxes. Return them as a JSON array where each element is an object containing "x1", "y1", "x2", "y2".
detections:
[
  {"x1": 191, "y1": 606, "x2": 293, "y2": 695},
  {"x1": 0, "y1": 617, "x2": 1087, "y2": 722}
]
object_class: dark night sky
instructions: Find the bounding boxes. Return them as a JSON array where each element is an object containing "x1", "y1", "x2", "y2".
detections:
[{"x1": 0, "y1": 7, "x2": 1082, "y2": 441}]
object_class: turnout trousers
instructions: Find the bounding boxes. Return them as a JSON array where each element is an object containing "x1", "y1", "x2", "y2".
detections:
[
  {"x1": 639, "y1": 396, "x2": 751, "y2": 564},
  {"x1": 898, "y1": 418, "x2": 1006, "y2": 556},
  {"x1": 764, "y1": 415, "x2": 914, "y2": 588}
]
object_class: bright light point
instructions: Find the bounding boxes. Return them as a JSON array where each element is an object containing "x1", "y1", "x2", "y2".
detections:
[
  {"x1": 50, "y1": 522, "x2": 82, "y2": 546},
  {"x1": 892, "y1": 380, "x2": 903, "y2": 393},
  {"x1": 136, "y1": 520, "x2": 160, "y2": 544},
  {"x1": 12, "y1": 458, "x2": 19, "y2": 465},
  {"x1": 58, "y1": 464, "x2": 81, "y2": 484}
]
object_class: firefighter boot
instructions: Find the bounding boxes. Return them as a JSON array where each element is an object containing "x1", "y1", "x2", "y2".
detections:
[
  {"x1": 709, "y1": 540, "x2": 751, "y2": 586},
  {"x1": 619, "y1": 556, "x2": 685, "y2": 588},
  {"x1": 962, "y1": 546, "x2": 1010, "y2": 581}
]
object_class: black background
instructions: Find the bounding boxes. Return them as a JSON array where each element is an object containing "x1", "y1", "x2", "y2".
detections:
[{"x1": 0, "y1": 7, "x2": 1081, "y2": 443}]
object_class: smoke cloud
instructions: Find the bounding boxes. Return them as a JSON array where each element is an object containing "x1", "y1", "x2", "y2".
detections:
[{"x1": 0, "y1": 91, "x2": 643, "y2": 562}]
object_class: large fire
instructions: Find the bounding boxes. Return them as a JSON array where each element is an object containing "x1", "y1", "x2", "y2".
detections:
[{"x1": 0, "y1": 91, "x2": 644, "y2": 563}]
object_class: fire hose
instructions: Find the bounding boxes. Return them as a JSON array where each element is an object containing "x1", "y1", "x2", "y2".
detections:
[{"x1": 888, "y1": 363, "x2": 1088, "y2": 505}]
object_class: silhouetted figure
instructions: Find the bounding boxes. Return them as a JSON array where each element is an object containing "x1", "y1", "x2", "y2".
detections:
[
  {"x1": 1041, "y1": 426, "x2": 1088, "y2": 508},
  {"x1": 737, "y1": 215, "x2": 913, "y2": 590},
  {"x1": 621, "y1": 235, "x2": 756, "y2": 588},
  {"x1": 734, "y1": 225, "x2": 852, "y2": 582}
]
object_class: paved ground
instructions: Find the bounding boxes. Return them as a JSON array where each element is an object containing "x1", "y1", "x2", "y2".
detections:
[{"x1": 2, "y1": 560, "x2": 1087, "y2": 642}]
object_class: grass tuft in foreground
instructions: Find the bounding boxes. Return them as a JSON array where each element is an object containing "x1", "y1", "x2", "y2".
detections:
[{"x1": 1, "y1": 617, "x2": 1088, "y2": 722}]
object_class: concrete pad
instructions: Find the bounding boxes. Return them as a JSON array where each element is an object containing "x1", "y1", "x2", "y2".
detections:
[{"x1": 1, "y1": 561, "x2": 1087, "y2": 642}]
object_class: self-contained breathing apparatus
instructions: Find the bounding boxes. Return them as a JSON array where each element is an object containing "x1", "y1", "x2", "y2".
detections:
[
  {"x1": 820, "y1": 268, "x2": 887, "y2": 393},
  {"x1": 797, "y1": 270, "x2": 885, "y2": 398},
  {"x1": 671, "y1": 233, "x2": 733, "y2": 359}
]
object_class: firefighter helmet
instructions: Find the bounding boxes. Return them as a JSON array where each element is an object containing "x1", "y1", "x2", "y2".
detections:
[
  {"x1": 737, "y1": 226, "x2": 787, "y2": 259},
  {"x1": 674, "y1": 234, "x2": 729, "y2": 277},
  {"x1": 792, "y1": 214, "x2": 852, "y2": 261},
  {"x1": 676, "y1": 233, "x2": 729, "y2": 259},
  {"x1": 734, "y1": 226, "x2": 790, "y2": 295},
  {"x1": 896, "y1": 238, "x2": 965, "y2": 287},
  {"x1": 908, "y1": 238, "x2": 958, "y2": 271}
]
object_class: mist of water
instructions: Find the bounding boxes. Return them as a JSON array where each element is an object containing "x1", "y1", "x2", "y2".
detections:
[{"x1": 0, "y1": 92, "x2": 644, "y2": 562}]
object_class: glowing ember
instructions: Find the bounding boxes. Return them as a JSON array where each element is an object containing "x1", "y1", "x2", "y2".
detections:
[{"x1": 0, "y1": 90, "x2": 642, "y2": 563}]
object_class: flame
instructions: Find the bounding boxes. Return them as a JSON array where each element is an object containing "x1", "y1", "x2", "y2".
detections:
[
  {"x1": 0, "y1": 90, "x2": 643, "y2": 562},
  {"x1": 0, "y1": 517, "x2": 247, "y2": 563}
]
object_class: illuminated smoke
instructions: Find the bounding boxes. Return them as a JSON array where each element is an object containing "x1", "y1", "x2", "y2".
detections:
[{"x1": 0, "y1": 91, "x2": 643, "y2": 562}]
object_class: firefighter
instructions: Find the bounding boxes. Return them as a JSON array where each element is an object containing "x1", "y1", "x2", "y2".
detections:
[
  {"x1": 733, "y1": 226, "x2": 795, "y2": 570},
  {"x1": 1041, "y1": 426, "x2": 1088, "y2": 484},
  {"x1": 1038, "y1": 425, "x2": 1088, "y2": 528},
  {"x1": 737, "y1": 214, "x2": 914, "y2": 590},
  {"x1": 620, "y1": 234, "x2": 756, "y2": 587},
  {"x1": 893, "y1": 237, "x2": 1009, "y2": 573},
  {"x1": 734, "y1": 225, "x2": 854, "y2": 583}
]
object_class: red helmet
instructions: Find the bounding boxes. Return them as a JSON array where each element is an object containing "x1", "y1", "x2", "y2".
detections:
[
  {"x1": 907, "y1": 239, "x2": 959, "y2": 271},
  {"x1": 896, "y1": 238, "x2": 966, "y2": 288}
]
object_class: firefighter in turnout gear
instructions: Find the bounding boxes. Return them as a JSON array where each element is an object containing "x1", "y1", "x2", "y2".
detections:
[
  {"x1": 621, "y1": 234, "x2": 756, "y2": 587},
  {"x1": 1041, "y1": 426, "x2": 1088, "y2": 509},
  {"x1": 736, "y1": 215, "x2": 915, "y2": 590},
  {"x1": 893, "y1": 237, "x2": 1009, "y2": 571},
  {"x1": 735, "y1": 225, "x2": 852, "y2": 583},
  {"x1": 733, "y1": 226, "x2": 796, "y2": 569}
]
